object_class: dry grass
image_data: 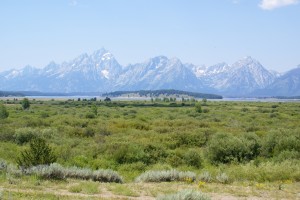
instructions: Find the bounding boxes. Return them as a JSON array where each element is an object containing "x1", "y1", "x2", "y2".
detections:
[{"x1": 0, "y1": 177, "x2": 299, "y2": 200}]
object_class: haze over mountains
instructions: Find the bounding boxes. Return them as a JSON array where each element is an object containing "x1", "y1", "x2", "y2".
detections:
[{"x1": 0, "y1": 48, "x2": 299, "y2": 97}]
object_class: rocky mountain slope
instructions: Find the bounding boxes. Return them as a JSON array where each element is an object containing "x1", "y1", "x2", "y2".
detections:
[{"x1": 0, "y1": 48, "x2": 298, "y2": 96}]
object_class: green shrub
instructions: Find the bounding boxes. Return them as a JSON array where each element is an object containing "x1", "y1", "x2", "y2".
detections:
[
  {"x1": 195, "y1": 103, "x2": 202, "y2": 113},
  {"x1": 241, "y1": 132, "x2": 262, "y2": 160},
  {"x1": 172, "y1": 131, "x2": 208, "y2": 148},
  {"x1": 21, "y1": 98, "x2": 30, "y2": 110},
  {"x1": 0, "y1": 103, "x2": 9, "y2": 119},
  {"x1": 274, "y1": 150, "x2": 300, "y2": 162},
  {"x1": 17, "y1": 138, "x2": 57, "y2": 167},
  {"x1": 183, "y1": 149, "x2": 203, "y2": 168},
  {"x1": 143, "y1": 144, "x2": 168, "y2": 165},
  {"x1": 86, "y1": 113, "x2": 96, "y2": 119},
  {"x1": 208, "y1": 132, "x2": 261, "y2": 164},
  {"x1": 261, "y1": 130, "x2": 300, "y2": 159},
  {"x1": 40, "y1": 112, "x2": 50, "y2": 118},
  {"x1": 241, "y1": 107, "x2": 249, "y2": 112},
  {"x1": 166, "y1": 150, "x2": 184, "y2": 167},
  {"x1": 202, "y1": 108, "x2": 209, "y2": 113},
  {"x1": 135, "y1": 169, "x2": 196, "y2": 183},
  {"x1": 157, "y1": 190, "x2": 211, "y2": 200},
  {"x1": 14, "y1": 128, "x2": 38, "y2": 145},
  {"x1": 0, "y1": 128, "x2": 15, "y2": 142},
  {"x1": 113, "y1": 144, "x2": 145, "y2": 164}
]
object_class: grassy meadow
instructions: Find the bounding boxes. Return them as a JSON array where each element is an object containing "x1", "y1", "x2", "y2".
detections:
[{"x1": 0, "y1": 98, "x2": 299, "y2": 199}]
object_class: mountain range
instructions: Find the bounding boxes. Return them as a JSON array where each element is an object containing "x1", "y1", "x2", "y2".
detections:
[{"x1": 0, "y1": 48, "x2": 299, "y2": 97}]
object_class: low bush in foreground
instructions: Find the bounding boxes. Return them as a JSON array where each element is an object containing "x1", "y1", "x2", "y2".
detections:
[
  {"x1": 135, "y1": 169, "x2": 196, "y2": 183},
  {"x1": 23, "y1": 163, "x2": 123, "y2": 183},
  {"x1": 198, "y1": 171, "x2": 212, "y2": 183},
  {"x1": 216, "y1": 172, "x2": 230, "y2": 184},
  {"x1": 157, "y1": 190, "x2": 211, "y2": 200}
]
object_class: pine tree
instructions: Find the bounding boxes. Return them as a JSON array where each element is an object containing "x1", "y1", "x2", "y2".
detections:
[{"x1": 17, "y1": 138, "x2": 57, "y2": 167}]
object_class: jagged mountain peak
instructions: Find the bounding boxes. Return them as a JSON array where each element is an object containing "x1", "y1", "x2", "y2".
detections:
[
  {"x1": 93, "y1": 48, "x2": 108, "y2": 55},
  {"x1": 0, "y1": 48, "x2": 296, "y2": 96},
  {"x1": 253, "y1": 67, "x2": 300, "y2": 96},
  {"x1": 148, "y1": 56, "x2": 168, "y2": 63},
  {"x1": 43, "y1": 61, "x2": 60, "y2": 74},
  {"x1": 169, "y1": 57, "x2": 182, "y2": 65},
  {"x1": 91, "y1": 48, "x2": 114, "y2": 61},
  {"x1": 242, "y1": 56, "x2": 256, "y2": 61},
  {"x1": 206, "y1": 62, "x2": 230, "y2": 75},
  {"x1": 232, "y1": 56, "x2": 262, "y2": 68},
  {"x1": 146, "y1": 56, "x2": 183, "y2": 67}
]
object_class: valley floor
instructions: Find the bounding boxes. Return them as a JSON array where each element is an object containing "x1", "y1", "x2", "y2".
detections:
[{"x1": 0, "y1": 179, "x2": 299, "y2": 200}]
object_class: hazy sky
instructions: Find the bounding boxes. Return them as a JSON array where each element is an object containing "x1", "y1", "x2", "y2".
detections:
[{"x1": 0, "y1": 0, "x2": 299, "y2": 72}]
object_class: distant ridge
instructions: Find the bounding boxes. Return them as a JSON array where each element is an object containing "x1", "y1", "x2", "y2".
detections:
[
  {"x1": 0, "y1": 91, "x2": 101, "y2": 97},
  {"x1": 0, "y1": 91, "x2": 24, "y2": 97},
  {"x1": 104, "y1": 89, "x2": 223, "y2": 99},
  {"x1": 0, "y1": 48, "x2": 299, "y2": 97}
]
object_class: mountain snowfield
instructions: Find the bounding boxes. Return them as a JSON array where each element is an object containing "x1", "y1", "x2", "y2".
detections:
[{"x1": 0, "y1": 48, "x2": 299, "y2": 96}]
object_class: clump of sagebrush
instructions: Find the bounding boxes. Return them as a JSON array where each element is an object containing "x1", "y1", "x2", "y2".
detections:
[
  {"x1": 24, "y1": 163, "x2": 123, "y2": 183},
  {"x1": 216, "y1": 172, "x2": 230, "y2": 184},
  {"x1": 198, "y1": 171, "x2": 212, "y2": 183},
  {"x1": 65, "y1": 166, "x2": 93, "y2": 180},
  {"x1": 65, "y1": 166, "x2": 123, "y2": 183},
  {"x1": 6, "y1": 164, "x2": 22, "y2": 178},
  {"x1": 92, "y1": 169, "x2": 123, "y2": 183},
  {"x1": 24, "y1": 163, "x2": 66, "y2": 180},
  {"x1": 157, "y1": 190, "x2": 211, "y2": 200},
  {"x1": 135, "y1": 169, "x2": 196, "y2": 183}
]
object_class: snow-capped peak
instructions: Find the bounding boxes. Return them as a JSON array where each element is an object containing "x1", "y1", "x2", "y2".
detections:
[
  {"x1": 232, "y1": 56, "x2": 262, "y2": 70},
  {"x1": 101, "y1": 52, "x2": 113, "y2": 61},
  {"x1": 101, "y1": 69, "x2": 110, "y2": 79}
]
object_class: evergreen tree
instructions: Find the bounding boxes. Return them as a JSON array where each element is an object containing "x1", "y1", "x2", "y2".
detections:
[
  {"x1": 21, "y1": 98, "x2": 30, "y2": 110},
  {"x1": 17, "y1": 138, "x2": 57, "y2": 167}
]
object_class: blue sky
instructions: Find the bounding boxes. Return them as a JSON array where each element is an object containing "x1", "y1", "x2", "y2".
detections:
[{"x1": 0, "y1": 0, "x2": 299, "y2": 72}]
